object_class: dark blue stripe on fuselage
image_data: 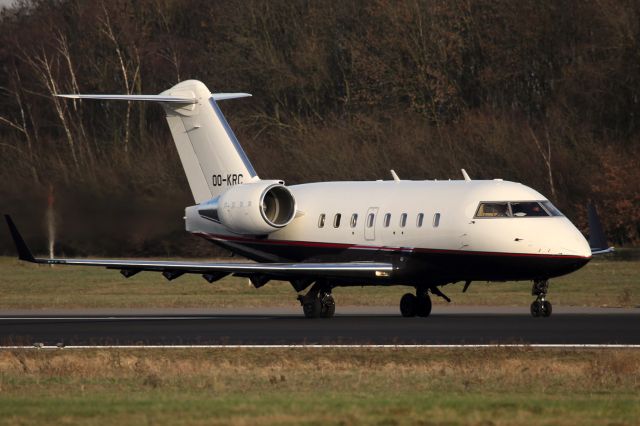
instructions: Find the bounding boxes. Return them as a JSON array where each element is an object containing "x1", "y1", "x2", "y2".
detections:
[
  {"x1": 199, "y1": 234, "x2": 590, "y2": 286},
  {"x1": 209, "y1": 98, "x2": 257, "y2": 177}
]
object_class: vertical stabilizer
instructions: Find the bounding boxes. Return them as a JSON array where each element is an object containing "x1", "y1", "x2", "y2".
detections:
[
  {"x1": 57, "y1": 80, "x2": 259, "y2": 203},
  {"x1": 160, "y1": 80, "x2": 259, "y2": 203}
]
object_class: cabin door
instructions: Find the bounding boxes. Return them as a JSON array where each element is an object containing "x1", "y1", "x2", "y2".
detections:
[{"x1": 364, "y1": 207, "x2": 378, "y2": 241}]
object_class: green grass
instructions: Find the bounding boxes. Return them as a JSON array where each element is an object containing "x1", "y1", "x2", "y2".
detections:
[
  {"x1": 0, "y1": 348, "x2": 638, "y2": 425},
  {"x1": 0, "y1": 254, "x2": 638, "y2": 309}
]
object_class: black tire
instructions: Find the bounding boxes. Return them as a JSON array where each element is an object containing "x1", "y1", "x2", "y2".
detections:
[
  {"x1": 530, "y1": 301, "x2": 541, "y2": 318},
  {"x1": 542, "y1": 300, "x2": 552, "y2": 317},
  {"x1": 320, "y1": 295, "x2": 336, "y2": 318},
  {"x1": 400, "y1": 293, "x2": 417, "y2": 317},
  {"x1": 303, "y1": 298, "x2": 322, "y2": 319},
  {"x1": 416, "y1": 294, "x2": 432, "y2": 317}
]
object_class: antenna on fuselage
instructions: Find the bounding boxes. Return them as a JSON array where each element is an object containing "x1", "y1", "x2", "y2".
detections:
[
  {"x1": 390, "y1": 170, "x2": 400, "y2": 182},
  {"x1": 461, "y1": 169, "x2": 471, "y2": 181}
]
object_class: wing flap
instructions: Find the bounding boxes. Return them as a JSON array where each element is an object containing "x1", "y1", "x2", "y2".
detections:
[{"x1": 57, "y1": 258, "x2": 393, "y2": 278}]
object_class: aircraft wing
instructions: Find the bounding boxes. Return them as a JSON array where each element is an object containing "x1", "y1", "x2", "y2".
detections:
[
  {"x1": 4, "y1": 215, "x2": 394, "y2": 281},
  {"x1": 587, "y1": 204, "x2": 615, "y2": 256}
]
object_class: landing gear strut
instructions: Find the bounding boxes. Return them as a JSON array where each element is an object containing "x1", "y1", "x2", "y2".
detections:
[
  {"x1": 530, "y1": 279, "x2": 552, "y2": 318},
  {"x1": 400, "y1": 287, "x2": 432, "y2": 318},
  {"x1": 297, "y1": 282, "x2": 335, "y2": 319}
]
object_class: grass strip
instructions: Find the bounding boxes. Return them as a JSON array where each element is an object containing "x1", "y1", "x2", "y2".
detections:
[{"x1": 0, "y1": 347, "x2": 638, "y2": 425}]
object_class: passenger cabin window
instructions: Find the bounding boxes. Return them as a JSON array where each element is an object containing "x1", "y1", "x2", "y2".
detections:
[
  {"x1": 399, "y1": 213, "x2": 407, "y2": 227},
  {"x1": 417, "y1": 213, "x2": 424, "y2": 227},
  {"x1": 350, "y1": 213, "x2": 358, "y2": 228},
  {"x1": 333, "y1": 213, "x2": 341, "y2": 228},
  {"x1": 318, "y1": 213, "x2": 326, "y2": 228},
  {"x1": 475, "y1": 202, "x2": 509, "y2": 217},
  {"x1": 433, "y1": 213, "x2": 440, "y2": 227},
  {"x1": 383, "y1": 213, "x2": 391, "y2": 227},
  {"x1": 367, "y1": 213, "x2": 375, "y2": 228}
]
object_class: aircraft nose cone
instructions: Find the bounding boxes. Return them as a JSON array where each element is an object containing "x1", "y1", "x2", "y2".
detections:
[{"x1": 563, "y1": 220, "x2": 592, "y2": 258}]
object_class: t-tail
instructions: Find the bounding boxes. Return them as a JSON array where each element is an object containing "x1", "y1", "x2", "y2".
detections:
[{"x1": 57, "y1": 80, "x2": 259, "y2": 203}]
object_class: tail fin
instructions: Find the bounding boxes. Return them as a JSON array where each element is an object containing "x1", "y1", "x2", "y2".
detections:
[{"x1": 58, "y1": 80, "x2": 259, "y2": 203}]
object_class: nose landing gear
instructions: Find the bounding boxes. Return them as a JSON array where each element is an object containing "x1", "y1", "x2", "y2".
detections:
[
  {"x1": 400, "y1": 287, "x2": 433, "y2": 317},
  {"x1": 530, "y1": 279, "x2": 552, "y2": 318}
]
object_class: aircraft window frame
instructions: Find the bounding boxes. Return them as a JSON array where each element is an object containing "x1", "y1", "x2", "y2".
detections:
[
  {"x1": 399, "y1": 213, "x2": 407, "y2": 228},
  {"x1": 350, "y1": 213, "x2": 358, "y2": 228},
  {"x1": 367, "y1": 213, "x2": 375, "y2": 228},
  {"x1": 433, "y1": 213, "x2": 440, "y2": 228},
  {"x1": 417, "y1": 213, "x2": 424, "y2": 227},
  {"x1": 333, "y1": 213, "x2": 341, "y2": 228},
  {"x1": 318, "y1": 213, "x2": 326, "y2": 228},
  {"x1": 383, "y1": 213, "x2": 391, "y2": 228}
]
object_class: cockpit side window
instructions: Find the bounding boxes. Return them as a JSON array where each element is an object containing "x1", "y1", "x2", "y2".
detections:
[
  {"x1": 475, "y1": 202, "x2": 510, "y2": 218},
  {"x1": 511, "y1": 202, "x2": 549, "y2": 217},
  {"x1": 541, "y1": 201, "x2": 563, "y2": 216}
]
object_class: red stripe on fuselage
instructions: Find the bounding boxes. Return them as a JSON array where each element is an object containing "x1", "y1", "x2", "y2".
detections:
[{"x1": 194, "y1": 232, "x2": 590, "y2": 260}]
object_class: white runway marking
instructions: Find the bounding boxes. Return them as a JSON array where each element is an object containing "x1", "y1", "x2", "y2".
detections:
[
  {"x1": 1, "y1": 344, "x2": 640, "y2": 349},
  {"x1": 0, "y1": 317, "x2": 270, "y2": 320}
]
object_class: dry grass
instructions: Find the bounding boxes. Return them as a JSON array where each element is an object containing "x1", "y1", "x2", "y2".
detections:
[
  {"x1": 0, "y1": 256, "x2": 638, "y2": 310},
  {"x1": 0, "y1": 348, "x2": 638, "y2": 425}
]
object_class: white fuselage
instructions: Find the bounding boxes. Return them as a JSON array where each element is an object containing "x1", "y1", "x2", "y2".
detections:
[
  {"x1": 188, "y1": 179, "x2": 590, "y2": 256},
  {"x1": 185, "y1": 179, "x2": 591, "y2": 286}
]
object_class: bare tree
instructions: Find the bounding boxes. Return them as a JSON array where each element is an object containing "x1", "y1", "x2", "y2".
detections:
[
  {"x1": 20, "y1": 47, "x2": 79, "y2": 169},
  {"x1": 99, "y1": 2, "x2": 137, "y2": 154},
  {"x1": 529, "y1": 126, "x2": 556, "y2": 200}
]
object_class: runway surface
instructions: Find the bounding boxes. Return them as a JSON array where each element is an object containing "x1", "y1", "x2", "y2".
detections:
[{"x1": 1, "y1": 306, "x2": 639, "y2": 346}]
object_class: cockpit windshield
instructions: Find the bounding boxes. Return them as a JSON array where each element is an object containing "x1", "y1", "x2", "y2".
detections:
[
  {"x1": 475, "y1": 202, "x2": 510, "y2": 217},
  {"x1": 510, "y1": 202, "x2": 547, "y2": 217},
  {"x1": 475, "y1": 201, "x2": 563, "y2": 218}
]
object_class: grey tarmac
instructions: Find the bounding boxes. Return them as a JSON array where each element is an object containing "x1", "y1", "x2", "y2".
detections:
[{"x1": 1, "y1": 306, "x2": 639, "y2": 346}]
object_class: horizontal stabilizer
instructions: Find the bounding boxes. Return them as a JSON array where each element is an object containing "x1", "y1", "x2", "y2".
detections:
[
  {"x1": 56, "y1": 93, "x2": 251, "y2": 103},
  {"x1": 56, "y1": 94, "x2": 197, "y2": 103},
  {"x1": 211, "y1": 93, "x2": 252, "y2": 101}
]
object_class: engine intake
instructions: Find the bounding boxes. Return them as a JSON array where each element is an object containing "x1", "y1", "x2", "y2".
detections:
[{"x1": 260, "y1": 184, "x2": 296, "y2": 227}]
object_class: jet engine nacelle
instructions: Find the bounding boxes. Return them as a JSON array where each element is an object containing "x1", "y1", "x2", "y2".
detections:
[{"x1": 205, "y1": 180, "x2": 296, "y2": 235}]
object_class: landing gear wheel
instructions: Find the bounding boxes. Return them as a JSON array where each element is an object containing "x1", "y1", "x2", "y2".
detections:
[
  {"x1": 320, "y1": 294, "x2": 336, "y2": 318},
  {"x1": 400, "y1": 293, "x2": 417, "y2": 317},
  {"x1": 416, "y1": 292, "x2": 432, "y2": 318},
  {"x1": 303, "y1": 298, "x2": 322, "y2": 319},
  {"x1": 530, "y1": 279, "x2": 553, "y2": 318},
  {"x1": 530, "y1": 301, "x2": 541, "y2": 317}
]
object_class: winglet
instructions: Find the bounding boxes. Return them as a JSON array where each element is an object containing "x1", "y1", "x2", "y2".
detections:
[
  {"x1": 587, "y1": 203, "x2": 614, "y2": 255},
  {"x1": 4, "y1": 215, "x2": 36, "y2": 262}
]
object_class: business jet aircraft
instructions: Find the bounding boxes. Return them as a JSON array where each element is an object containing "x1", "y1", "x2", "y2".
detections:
[{"x1": 5, "y1": 80, "x2": 613, "y2": 318}]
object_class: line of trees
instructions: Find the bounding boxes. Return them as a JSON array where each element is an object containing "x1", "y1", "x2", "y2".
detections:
[{"x1": 0, "y1": 0, "x2": 638, "y2": 256}]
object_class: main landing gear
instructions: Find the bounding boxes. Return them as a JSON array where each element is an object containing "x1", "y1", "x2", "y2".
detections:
[
  {"x1": 530, "y1": 279, "x2": 552, "y2": 318},
  {"x1": 297, "y1": 282, "x2": 335, "y2": 319}
]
